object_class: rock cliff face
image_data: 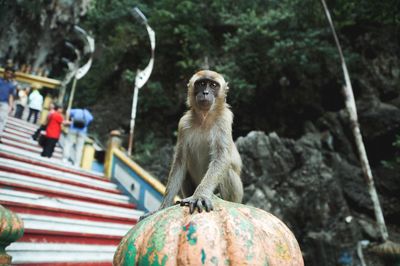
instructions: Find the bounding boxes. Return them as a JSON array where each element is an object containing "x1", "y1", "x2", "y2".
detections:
[
  {"x1": 140, "y1": 104, "x2": 400, "y2": 265},
  {"x1": 235, "y1": 111, "x2": 400, "y2": 266},
  {"x1": 0, "y1": 0, "x2": 91, "y2": 74}
]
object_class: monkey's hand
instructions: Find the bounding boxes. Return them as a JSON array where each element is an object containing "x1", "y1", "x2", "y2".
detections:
[{"x1": 177, "y1": 195, "x2": 214, "y2": 214}]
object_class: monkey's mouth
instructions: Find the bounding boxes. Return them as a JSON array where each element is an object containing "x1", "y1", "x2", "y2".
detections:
[
  {"x1": 197, "y1": 96, "x2": 213, "y2": 104},
  {"x1": 198, "y1": 99, "x2": 213, "y2": 108},
  {"x1": 198, "y1": 99, "x2": 210, "y2": 103}
]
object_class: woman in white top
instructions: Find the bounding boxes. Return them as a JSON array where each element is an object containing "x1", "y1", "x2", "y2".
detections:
[{"x1": 27, "y1": 84, "x2": 43, "y2": 124}]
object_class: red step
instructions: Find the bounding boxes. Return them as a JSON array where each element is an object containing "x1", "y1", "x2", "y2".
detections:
[
  {"x1": 0, "y1": 164, "x2": 120, "y2": 194},
  {"x1": 4, "y1": 127, "x2": 35, "y2": 139},
  {"x1": 2, "y1": 116, "x2": 142, "y2": 265},
  {"x1": 0, "y1": 180, "x2": 134, "y2": 209},
  {"x1": 5, "y1": 123, "x2": 35, "y2": 135},
  {"x1": 3, "y1": 202, "x2": 137, "y2": 225},
  {"x1": 0, "y1": 138, "x2": 62, "y2": 158},
  {"x1": 2, "y1": 133, "x2": 62, "y2": 153},
  {"x1": 0, "y1": 151, "x2": 107, "y2": 181},
  {"x1": 20, "y1": 230, "x2": 121, "y2": 245}
]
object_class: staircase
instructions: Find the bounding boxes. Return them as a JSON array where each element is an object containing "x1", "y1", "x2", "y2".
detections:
[{"x1": 0, "y1": 116, "x2": 143, "y2": 265}]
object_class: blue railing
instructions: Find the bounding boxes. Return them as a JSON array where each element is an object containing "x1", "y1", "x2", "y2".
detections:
[{"x1": 108, "y1": 148, "x2": 167, "y2": 212}]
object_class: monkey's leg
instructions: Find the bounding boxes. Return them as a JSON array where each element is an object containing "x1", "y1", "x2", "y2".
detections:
[{"x1": 219, "y1": 168, "x2": 243, "y2": 203}]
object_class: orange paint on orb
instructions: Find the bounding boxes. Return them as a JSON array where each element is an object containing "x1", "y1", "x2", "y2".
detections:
[{"x1": 114, "y1": 196, "x2": 304, "y2": 266}]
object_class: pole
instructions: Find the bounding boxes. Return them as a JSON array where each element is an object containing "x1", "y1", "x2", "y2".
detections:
[
  {"x1": 320, "y1": 0, "x2": 389, "y2": 241},
  {"x1": 127, "y1": 7, "x2": 155, "y2": 155},
  {"x1": 58, "y1": 85, "x2": 67, "y2": 106},
  {"x1": 66, "y1": 75, "x2": 78, "y2": 117},
  {"x1": 60, "y1": 43, "x2": 80, "y2": 106},
  {"x1": 63, "y1": 26, "x2": 94, "y2": 112},
  {"x1": 128, "y1": 85, "x2": 139, "y2": 155}
]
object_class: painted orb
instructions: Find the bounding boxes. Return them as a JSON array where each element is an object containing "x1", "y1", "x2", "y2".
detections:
[
  {"x1": 0, "y1": 205, "x2": 24, "y2": 265},
  {"x1": 114, "y1": 196, "x2": 304, "y2": 266}
]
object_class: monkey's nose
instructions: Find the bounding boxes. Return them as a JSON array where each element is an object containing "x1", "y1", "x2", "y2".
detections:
[{"x1": 203, "y1": 91, "x2": 209, "y2": 95}]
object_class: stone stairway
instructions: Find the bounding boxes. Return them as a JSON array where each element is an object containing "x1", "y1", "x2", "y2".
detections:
[{"x1": 0, "y1": 116, "x2": 143, "y2": 265}]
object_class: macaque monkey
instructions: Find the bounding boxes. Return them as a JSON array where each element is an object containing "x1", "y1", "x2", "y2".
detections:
[{"x1": 141, "y1": 70, "x2": 243, "y2": 220}]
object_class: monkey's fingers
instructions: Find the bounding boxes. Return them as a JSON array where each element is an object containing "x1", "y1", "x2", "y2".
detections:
[
  {"x1": 189, "y1": 202, "x2": 196, "y2": 214},
  {"x1": 196, "y1": 200, "x2": 204, "y2": 213},
  {"x1": 203, "y1": 199, "x2": 214, "y2": 212}
]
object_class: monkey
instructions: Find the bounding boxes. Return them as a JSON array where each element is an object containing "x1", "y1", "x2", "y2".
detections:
[{"x1": 140, "y1": 70, "x2": 243, "y2": 220}]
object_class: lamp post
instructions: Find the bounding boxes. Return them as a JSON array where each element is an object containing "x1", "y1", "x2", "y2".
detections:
[
  {"x1": 59, "y1": 41, "x2": 81, "y2": 106},
  {"x1": 65, "y1": 25, "x2": 95, "y2": 116},
  {"x1": 128, "y1": 7, "x2": 156, "y2": 156}
]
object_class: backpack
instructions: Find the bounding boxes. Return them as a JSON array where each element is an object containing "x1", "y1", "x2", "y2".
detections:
[{"x1": 72, "y1": 109, "x2": 86, "y2": 129}]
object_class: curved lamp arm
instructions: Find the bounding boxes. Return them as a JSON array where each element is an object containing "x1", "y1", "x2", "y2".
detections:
[
  {"x1": 74, "y1": 25, "x2": 95, "y2": 80},
  {"x1": 58, "y1": 42, "x2": 81, "y2": 105},
  {"x1": 135, "y1": 24, "x2": 156, "y2": 89},
  {"x1": 65, "y1": 26, "x2": 95, "y2": 115},
  {"x1": 128, "y1": 7, "x2": 156, "y2": 155}
]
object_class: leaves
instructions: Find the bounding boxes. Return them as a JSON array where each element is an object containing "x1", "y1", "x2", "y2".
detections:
[{"x1": 74, "y1": 0, "x2": 398, "y2": 146}]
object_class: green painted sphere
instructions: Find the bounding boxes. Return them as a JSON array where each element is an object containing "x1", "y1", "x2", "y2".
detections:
[{"x1": 114, "y1": 197, "x2": 303, "y2": 266}]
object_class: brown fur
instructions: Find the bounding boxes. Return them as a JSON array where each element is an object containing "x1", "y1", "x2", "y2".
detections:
[{"x1": 140, "y1": 70, "x2": 243, "y2": 219}]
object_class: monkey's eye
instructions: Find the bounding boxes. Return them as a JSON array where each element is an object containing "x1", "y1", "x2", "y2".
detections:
[
  {"x1": 210, "y1": 82, "x2": 218, "y2": 88},
  {"x1": 199, "y1": 81, "x2": 207, "y2": 87}
]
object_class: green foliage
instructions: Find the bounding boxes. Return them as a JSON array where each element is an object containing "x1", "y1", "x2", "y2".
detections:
[
  {"x1": 132, "y1": 131, "x2": 171, "y2": 166},
  {"x1": 75, "y1": 0, "x2": 399, "y2": 146},
  {"x1": 122, "y1": 69, "x2": 136, "y2": 83}
]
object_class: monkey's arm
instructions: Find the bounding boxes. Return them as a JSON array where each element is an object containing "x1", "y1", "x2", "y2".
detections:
[
  {"x1": 180, "y1": 126, "x2": 231, "y2": 214},
  {"x1": 160, "y1": 140, "x2": 187, "y2": 208}
]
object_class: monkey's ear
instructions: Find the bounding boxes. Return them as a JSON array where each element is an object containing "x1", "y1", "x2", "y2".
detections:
[{"x1": 225, "y1": 82, "x2": 230, "y2": 91}]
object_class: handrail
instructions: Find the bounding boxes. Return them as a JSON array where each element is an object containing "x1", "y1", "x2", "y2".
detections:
[
  {"x1": 106, "y1": 147, "x2": 179, "y2": 212},
  {"x1": 0, "y1": 67, "x2": 61, "y2": 89},
  {"x1": 112, "y1": 148, "x2": 166, "y2": 195}
]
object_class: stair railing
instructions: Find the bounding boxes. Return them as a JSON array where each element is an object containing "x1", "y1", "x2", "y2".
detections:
[{"x1": 104, "y1": 130, "x2": 177, "y2": 212}]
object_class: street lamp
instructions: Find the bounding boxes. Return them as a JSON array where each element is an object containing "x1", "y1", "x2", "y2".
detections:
[
  {"x1": 59, "y1": 41, "x2": 81, "y2": 106},
  {"x1": 128, "y1": 7, "x2": 156, "y2": 156},
  {"x1": 65, "y1": 25, "x2": 95, "y2": 116}
]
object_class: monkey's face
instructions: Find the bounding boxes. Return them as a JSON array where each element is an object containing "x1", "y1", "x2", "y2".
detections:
[
  {"x1": 194, "y1": 78, "x2": 220, "y2": 110},
  {"x1": 187, "y1": 70, "x2": 227, "y2": 111}
]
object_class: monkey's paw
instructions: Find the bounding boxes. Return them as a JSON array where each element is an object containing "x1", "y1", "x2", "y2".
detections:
[{"x1": 177, "y1": 196, "x2": 214, "y2": 214}]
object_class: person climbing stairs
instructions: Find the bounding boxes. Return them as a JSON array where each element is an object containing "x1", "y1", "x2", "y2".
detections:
[{"x1": 0, "y1": 116, "x2": 144, "y2": 265}]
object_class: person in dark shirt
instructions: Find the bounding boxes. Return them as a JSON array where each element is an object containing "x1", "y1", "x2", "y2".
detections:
[{"x1": 0, "y1": 66, "x2": 16, "y2": 142}]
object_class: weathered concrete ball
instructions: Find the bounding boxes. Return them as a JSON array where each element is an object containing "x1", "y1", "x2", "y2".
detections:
[{"x1": 114, "y1": 197, "x2": 303, "y2": 266}]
